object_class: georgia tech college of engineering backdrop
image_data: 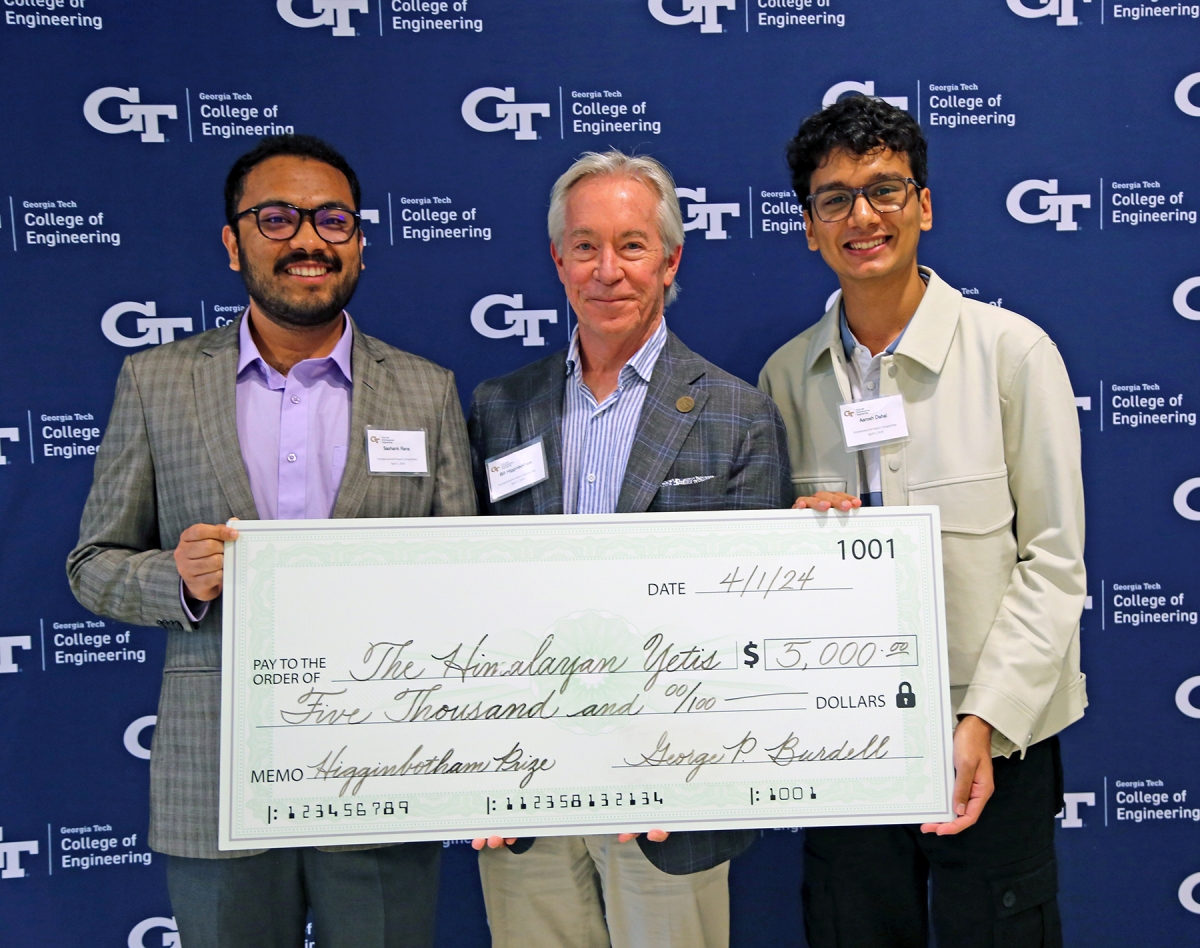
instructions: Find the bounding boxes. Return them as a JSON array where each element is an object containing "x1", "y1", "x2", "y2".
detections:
[{"x1": 1, "y1": 1, "x2": 1199, "y2": 945}]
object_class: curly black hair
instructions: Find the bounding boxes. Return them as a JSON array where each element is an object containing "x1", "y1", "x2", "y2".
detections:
[
  {"x1": 786, "y1": 96, "x2": 927, "y2": 201},
  {"x1": 224, "y1": 134, "x2": 361, "y2": 227}
]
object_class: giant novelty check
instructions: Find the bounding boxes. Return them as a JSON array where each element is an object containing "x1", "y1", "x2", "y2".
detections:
[{"x1": 219, "y1": 508, "x2": 954, "y2": 849}]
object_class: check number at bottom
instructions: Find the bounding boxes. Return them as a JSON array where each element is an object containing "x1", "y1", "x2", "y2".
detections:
[{"x1": 766, "y1": 636, "x2": 918, "y2": 671}]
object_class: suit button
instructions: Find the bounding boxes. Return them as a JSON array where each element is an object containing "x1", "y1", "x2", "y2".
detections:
[
  {"x1": 676, "y1": 395, "x2": 696, "y2": 413},
  {"x1": 1002, "y1": 890, "x2": 1016, "y2": 909},
  {"x1": 887, "y1": 364, "x2": 898, "y2": 377},
  {"x1": 888, "y1": 458, "x2": 900, "y2": 472}
]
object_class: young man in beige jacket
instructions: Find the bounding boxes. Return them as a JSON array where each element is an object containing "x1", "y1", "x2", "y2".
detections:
[{"x1": 759, "y1": 96, "x2": 1086, "y2": 947}]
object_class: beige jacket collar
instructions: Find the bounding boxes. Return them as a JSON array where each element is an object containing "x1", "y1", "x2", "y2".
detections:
[{"x1": 805, "y1": 266, "x2": 962, "y2": 375}]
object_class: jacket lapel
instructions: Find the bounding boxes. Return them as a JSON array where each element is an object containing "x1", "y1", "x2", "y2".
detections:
[
  {"x1": 331, "y1": 321, "x2": 388, "y2": 520},
  {"x1": 616, "y1": 332, "x2": 709, "y2": 514},
  {"x1": 194, "y1": 316, "x2": 258, "y2": 521},
  {"x1": 518, "y1": 358, "x2": 566, "y2": 515}
]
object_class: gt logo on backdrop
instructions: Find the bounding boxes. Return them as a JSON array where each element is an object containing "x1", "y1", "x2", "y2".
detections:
[
  {"x1": 124, "y1": 715, "x2": 156, "y2": 759},
  {"x1": 102, "y1": 302, "x2": 192, "y2": 348},
  {"x1": 0, "y1": 828, "x2": 38, "y2": 879},
  {"x1": 1055, "y1": 792, "x2": 1095, "y2": 828},
  {"x1": 462, "y1": 87, "x2": 551, "y2": 140},
  {"x1": 1175, "y1": 478, "x2": 1200, "y2": 521},
  {"x1": 1181, "y1": 873, "x2": 1200, "y2": 914},
  {"x1": 648, "y1": 0, "x2": 735, "y2": 33},
  {"x1": 0, "y1": 429, "x2": 19, "y2": 468},
  {"x1": 0, "y1": 636, "x2": 32, "y2": 673},
  {"x1": 1176, "y1": 73, "x2": 1200, "y2": 117},
  {"x1": 1006, "y1": 0, "x2": 1078, "y2": 26},
  {"x1": 471, "y1": 295, "x2": 558, "y2": 346},
  {"x1": 676, "y1": 188, "x2": 740, "y2": 239},
  {"x1": 128, "y1": 916, "x2": 180, "y2": 948},
  {"x1": 1006, "y1": 179, "x2": 1090, "y2": 231},
  {"x1": 823, "y1": 80, "x2": 908, "y2": 111},
  {"x1": 277, "y1": 0, "x2": 367, "y2": 36},
  {"x1": 83, "y1": 88, "x2": 177, "y2": 143},
  {"x1": 1175, "y1": 277, "x2": 1200, "y2": 320}
]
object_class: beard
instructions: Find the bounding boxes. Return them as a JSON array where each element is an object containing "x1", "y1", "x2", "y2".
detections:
[{"x1": 238, "y1": 245, "x2": 359, "y2": 329}]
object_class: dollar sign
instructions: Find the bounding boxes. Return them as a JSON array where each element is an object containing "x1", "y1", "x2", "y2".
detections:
[{"x1": 743, "y1": 642, "x2": 760, "y2": 668}]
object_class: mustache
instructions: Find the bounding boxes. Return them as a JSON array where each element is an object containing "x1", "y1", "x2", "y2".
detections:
[{"x1": 273, "y1": 250, "x2": 343, "y2": 275}]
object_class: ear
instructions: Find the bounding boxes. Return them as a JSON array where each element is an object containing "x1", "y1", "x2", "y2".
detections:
[
  {"x1": 662, "y1": 240, "x2": 682, "y2": 288},
  {"x1": 359, "y1": 231, "x2": 366, "y2": 271},
  {"x1": 222, "y1": 224, "x2": 241, "y2": 272},
  {"x1": 804, "y1": 210, "x2": 820, "y2": 252},
  {"x1": 549, "y1": 239, "x2": 568, "y2": 287},
  {"x1": 919, "y1": 187, "x2": 933, "y2": 233}
]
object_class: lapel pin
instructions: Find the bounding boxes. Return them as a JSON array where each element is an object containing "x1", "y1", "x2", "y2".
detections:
[{"x1": 675, "y1": 395, "x2": 695, "y2": 413}]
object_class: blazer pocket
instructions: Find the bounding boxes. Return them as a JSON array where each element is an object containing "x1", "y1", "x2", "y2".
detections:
[
  {"x1": 792, "y1": 475, "x2": 848, "y2": 497},
  {"x1": 908, "y1": 470, "x2": 1013, "y2": 535}
]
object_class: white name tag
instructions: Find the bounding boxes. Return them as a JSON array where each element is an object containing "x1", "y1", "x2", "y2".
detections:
[
  {"x1": 366, "y1": 428, "x2": 428, "y2": 475},
  {"x1": 485, "y1": 436, "x2": 549, "y2": 502},
  {"x1": 839, "y1": 395, "x2": 910, "y2": 451}
]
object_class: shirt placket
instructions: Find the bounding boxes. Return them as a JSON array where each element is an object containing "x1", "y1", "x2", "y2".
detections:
[{"x1": 277, "y1": 365, "x2": 310, "y2": 520}]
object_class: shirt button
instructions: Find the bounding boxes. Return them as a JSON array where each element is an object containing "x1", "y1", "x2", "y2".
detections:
[
  {"x1": 888, "y1": 458, "x2": 900, "y2": 472},
  {"x1": 888, "y1": 364, "x2": 898, "y2": 378},
  {"x1": 1002, "y1": 891, "x2": 1016, "y2": 909},
  {"x1": 866, "y1": 381, "x2": 877, "y2": 391},
  {"x1": 287, "y1": 453, "x2": 297, "y2": 462},
  {"x1": 290, "y1": 395, "x2": 301, "y2": 404},
  {"x1": 586, "y1": 473, "x2": 596, "y2": 483}
]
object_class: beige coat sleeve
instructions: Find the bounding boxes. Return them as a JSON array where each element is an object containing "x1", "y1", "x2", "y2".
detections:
[{"x1": 956, "y1": 335, "x2": 1086, "y2": 752}]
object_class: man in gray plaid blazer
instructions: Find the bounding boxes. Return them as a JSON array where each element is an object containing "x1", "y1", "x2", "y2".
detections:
[
  {"x1": 68, "y1": 135, "x2": 475, "y2": 948},
  {"x1": 468, "y1": 151, "x2": 790, "y2": 948}
]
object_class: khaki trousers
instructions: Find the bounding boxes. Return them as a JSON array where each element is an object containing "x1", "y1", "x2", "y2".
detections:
[{"x1": 478, "y1": 835, "x2": 730, "y2": 948}]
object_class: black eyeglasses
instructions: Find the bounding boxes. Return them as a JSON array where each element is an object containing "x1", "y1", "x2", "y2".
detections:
[
  {"x1": 234, "y1": 203, "x2": 361, "y2": 243},
  {"x1": 806, "y1": 177, "x2": 920, "y2": 223}
]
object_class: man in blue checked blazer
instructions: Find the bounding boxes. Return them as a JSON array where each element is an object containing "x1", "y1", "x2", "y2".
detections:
[{"x1": 468, "y1": 150, "x2": 791, "y2": 948}]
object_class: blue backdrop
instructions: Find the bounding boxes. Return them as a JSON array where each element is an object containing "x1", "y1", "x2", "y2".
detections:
[{"x1": 2, "y1": 1, "x2": 1199, "y2": 944}]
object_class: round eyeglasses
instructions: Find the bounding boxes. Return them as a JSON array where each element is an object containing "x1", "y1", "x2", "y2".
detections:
[
  {"x1": 806, "y1": 177, "x2": 919, "y2": 223},
  {"x1": 234, "y1": 203, "x2": 361, "y2": 244}
]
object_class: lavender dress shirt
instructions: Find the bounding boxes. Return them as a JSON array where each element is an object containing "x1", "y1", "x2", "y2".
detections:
[{"x1": 182, "y1": 311, "x2": 353, "y2": 619}]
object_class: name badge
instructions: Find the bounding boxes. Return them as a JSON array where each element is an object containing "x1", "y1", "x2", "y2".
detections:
[
  {"x1": 839, "y1": 395, "x2": 910, "y2": 451},
  {"x1": 485, "y1": 436, "x2": 549, "y2": 502},
  {"x1": 366, "y1": 427, "x2": 429, "y2": 475}
]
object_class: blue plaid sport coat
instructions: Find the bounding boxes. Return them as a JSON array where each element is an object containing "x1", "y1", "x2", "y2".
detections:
[{"x1": 468, "y1": 329, "x2": 791, "y2": 874}]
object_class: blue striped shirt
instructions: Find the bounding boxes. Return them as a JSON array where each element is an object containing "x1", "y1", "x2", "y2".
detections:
[{"x1": 561, "y1": 319, "x2": 668, "y2": 515}]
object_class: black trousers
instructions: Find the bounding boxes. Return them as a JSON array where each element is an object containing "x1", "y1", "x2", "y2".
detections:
[
  {"x1": 803, "y1": 737, "x2": 1064, "y2": 948},
  {"x1": 167, "y1": 843, "x2": 440, "y2": 948}
]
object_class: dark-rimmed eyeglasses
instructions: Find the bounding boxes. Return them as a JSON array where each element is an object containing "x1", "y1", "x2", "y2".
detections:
[
  {"x1": 806, "y1": 177, "x2": 920, "y2": 223},
  {"x1": 233, "y1": 203, "x2": 361, "y2": 244}
]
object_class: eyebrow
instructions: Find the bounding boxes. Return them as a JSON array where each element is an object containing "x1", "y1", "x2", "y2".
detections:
[
  {"x1": 567, "y1": 228, "x2": 652, "y2": 241},
  {"x1": 812, "y1": 173, "x2": 908, "y2": 193}
]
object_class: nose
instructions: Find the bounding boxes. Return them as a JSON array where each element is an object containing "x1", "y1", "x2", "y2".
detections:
[
  {"x1": 594, "y1": 243, "x2": 624, "y2": 284},
  {"x1": 289, "y1": 212, "x2": 329, "y2": 251},
  {"x1": 848, "y1": 191, "x2": 882, "y2": 227}
]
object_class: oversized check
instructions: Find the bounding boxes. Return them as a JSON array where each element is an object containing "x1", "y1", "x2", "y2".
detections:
[{"x1": 219, "y1": 508, "x2": 953, "y2": 849}]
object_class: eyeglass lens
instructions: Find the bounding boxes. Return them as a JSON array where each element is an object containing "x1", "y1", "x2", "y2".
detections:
[
  {"x1": 256, "y1": 206, "x2": 357, "y2": 243},
  {"x1": 812, "y1": 179, "x2": 912, "y2": 222}
]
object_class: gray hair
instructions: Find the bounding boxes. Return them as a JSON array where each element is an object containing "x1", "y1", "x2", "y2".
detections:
[{"x1": 548, "y1": 150, "x2": 685, "y2": 305}]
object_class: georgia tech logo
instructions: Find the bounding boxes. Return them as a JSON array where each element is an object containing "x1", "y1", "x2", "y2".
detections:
[
  {"x1": 676, "y1": 188, "x2": 740, "y2": 240},
  {"x1": 102, "y1": 302, "x2": 193, "y2": 348},
  {"x1": 1006, "y1": 0, "x2": 1078, "y2": 26},
  {"x1": 822, "y1": 81, "x2": 908, "y2": 111},
  {"x1": 1055, "y1": 792, "x2": 1095, "y2": 828},
  {"x1": 1174, "y1": 277, "x2": 1200, "y2": 320},
  {"x1": 461, "y1": 87, "x2": 551, "y2": 140},
  {"x1": 124, "y1": 715, "x2": 157, "y2": 759},
  {"x1": 471, "y1": 295, "x2": 558, "y2": 346},
  {"x1": 83, "y1": 88, "x2": 178, "y2": 143},
  {"x1": 0, "y1": 636, "x2": 32, "y2": 673},
  {"x1": 0, "y1": 828, "x2": 39, "y2": 879},
  {"x1": 277, "y1": 0, "x2": 367, "y2": 35},
  {"x1": 648, "y1": 0, "x2": 735, "y2": 33},
  {"x1": 1006, "y1": 179, "x2": 1091, "y2": 231},
  {"x1": 0, "y1": 429, "x2": 19, "y2": 468},
  {"x1": 1177, "y1": 73, "x2": 1200, "y2": 117},
  {"x1": 128, "y1": 916, "x2": 180, "y2": 948},
  {"x1": 1181, "y1": 872, "x2": 1200, "y2": 914},
  {"x1": 1175, "y1": 478, "x2": 1200, "y2": 521}
]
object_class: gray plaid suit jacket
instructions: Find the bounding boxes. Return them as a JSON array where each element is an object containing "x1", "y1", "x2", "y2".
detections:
[
  {"x1": 67, "y1": 314, "x2": 476, "y2": 859},
  {"x1": 468, "y1": 329, "x2": 791, "y2": 875}
]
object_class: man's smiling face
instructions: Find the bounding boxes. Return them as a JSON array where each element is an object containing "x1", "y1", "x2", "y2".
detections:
[
  {"x1": 804, "y1": 147, "x2": 931, "y2": 287},
  {"x1": 223, "y1": 155, "x2": 364, "y2": 328}
]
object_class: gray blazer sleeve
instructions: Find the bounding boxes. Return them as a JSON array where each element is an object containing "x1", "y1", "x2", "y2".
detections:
[
  {"x1": 431, "y1": 370, "x2": 478, "y2": 518},
  {"x1": 66, "y1": 357, "x2": 191, "y2": 630}
]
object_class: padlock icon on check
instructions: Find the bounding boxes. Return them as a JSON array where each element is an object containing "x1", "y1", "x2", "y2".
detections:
[{"x1": 895, "y1": 682, "x2": 916, "y2": 709}]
